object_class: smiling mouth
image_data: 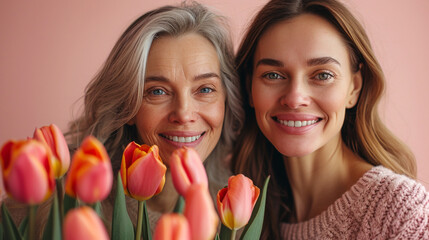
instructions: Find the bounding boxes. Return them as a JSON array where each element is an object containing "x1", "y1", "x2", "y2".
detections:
[
  {"x1": 160, "y1": 132, "x2": 205, "y2": 143},
  {"x1": 274, "y1": 118, "x2": 321, "y2": 127}
]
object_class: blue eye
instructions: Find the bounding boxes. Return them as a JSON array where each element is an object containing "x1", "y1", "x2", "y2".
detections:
[
  {"x1": 263, "y1": 72, "x2": 283, "y2": 79},
  {"x1": 315, "y1": 72, "x2": 333, "y2": 81},
  {"x1": 200, "y1": 87, "x2": 213, "y2": 93},
  {"x1": 151, "y1": 89, "x2": 165, "y2": 95}
]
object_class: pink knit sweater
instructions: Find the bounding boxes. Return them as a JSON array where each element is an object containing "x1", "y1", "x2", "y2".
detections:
[{"x1": 281, "y1": 166, "x2": 429, "y2": 239}]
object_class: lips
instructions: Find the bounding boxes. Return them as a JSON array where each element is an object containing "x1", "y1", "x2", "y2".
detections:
[
  {"x1": 159, "y1": 132, "x2": 205, "y2": 143},
  {"x1": 278, "y1": 119, "x2": 319, "y2": 127},
  {"x1": 273, "y1": 116, "x2": 321, "y2": 128}
]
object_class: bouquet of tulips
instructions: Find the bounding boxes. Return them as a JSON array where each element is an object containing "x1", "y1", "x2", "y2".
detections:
[{"x1": 0, "y1": 124, "x2": 269, "y2": 240}]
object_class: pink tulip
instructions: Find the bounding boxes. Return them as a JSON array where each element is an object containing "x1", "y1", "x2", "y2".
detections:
[
  {"x1": 63, "y1": 206, "x2": 109, "y2": 240},
  {"x1": 154, "y1": 214, "x2": 191, "y2": 240},
  {"x1": 217, "y1": 174, "x2": 260, "y2": 230},
  {"x1": 170, "y1": 147, "x2": 208, "y2": 197},
  {"x1": 33, "y1": 124, "x2": 70, "y2": 178},
  {"x1": 184, "y1": 184, "x2": 218, "y2": 240},
  {"x1": 65, "y1": 136, "x2": 113, "y2": 203},
  {"x1": 120, "y1": 142, "x2": 167, "y2": 201},
  {"x1": 0, "y1": 139, "x2": 55, "y2": 204}
]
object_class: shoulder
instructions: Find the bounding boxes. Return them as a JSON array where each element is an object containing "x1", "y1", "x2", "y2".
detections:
[{"x1": 355, "y1": 166, "x2": 429, "y2": 238}]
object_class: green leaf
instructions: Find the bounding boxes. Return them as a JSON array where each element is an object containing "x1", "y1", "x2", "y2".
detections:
[
  {"x1": 219, "y1": 223, "x2": 232, "y2": 240},
  {"x1": 215, "y1": 233, "x2": 220, "y2": 240},
  {"x1": 172, "y1": 196, "x2": 185, "y2": 214},
  {"x1": 0, "y1": 220, "x2": 4, "y2": 240},
  {"x1": 240, "y1": 176, "x2": 270, "y2": 240},
  {"x1": 18, "y1": 215, "x2": 28, "y2": 237},
  {"x1": 1, "y1": 203, "x2": 23, "y2": 240},
  {"x1": 63, "y1": 194, "x2": 77, "y2": 216},
  {"x1": 91, "y1": 202, "x2": 102, "y2": 218},
  {"x1": 42, "y1": 195, "x2": 61, "y2": 240},
  {"x1": 111, "y1": 174, "x2": 134, "y2": 240},
  {"x1": 141, "y1": 201, "x2": 151, "y2": 240}
]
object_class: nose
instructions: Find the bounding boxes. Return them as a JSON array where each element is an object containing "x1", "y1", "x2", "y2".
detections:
[
  {"x1": 280, "y1": 79, "x2": 311, "y2": 109},
  {"x1": 168, "y1": 93, "x2": 197, "y2": 124}
]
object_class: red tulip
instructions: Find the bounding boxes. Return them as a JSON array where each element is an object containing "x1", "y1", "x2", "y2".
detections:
[
  {"x1": 170, "y1": 147, "x2": 208, "y2": 197},
  {"x1": 184, "y1": 184, "x2": 218, "y2": 240},
  {"x1": 217, "y1": 174, "x2": 260, "y2": 230},
  {"x1": 63, "y1": 206, "x2": 109, "y2": 240},
  {"x1": 33, "y1": 124, "x2": 70, "y2": 178},
  {"x1": 120, "y1": 142, "x2": 166, "y2": 201},
  {"x1": 0, "y1": 139, "x2": 55, "y2": 204},
  {"x1": 65, "y1": 136, "x2": 113, "y2": 203},
  {"x1": 154, "y1": 213, "x2": 191, "y2": 240}
]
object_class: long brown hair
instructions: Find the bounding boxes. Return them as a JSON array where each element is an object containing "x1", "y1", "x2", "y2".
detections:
[{"x1": 231, "y1": 0, "x2": 416, "y2": 238}]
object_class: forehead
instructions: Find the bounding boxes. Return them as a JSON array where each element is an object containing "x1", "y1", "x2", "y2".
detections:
[{"x1": 255, "y1": 14, "x2": 350, "y2": 66}]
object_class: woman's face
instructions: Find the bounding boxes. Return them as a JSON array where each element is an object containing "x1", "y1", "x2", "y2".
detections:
[
  {"x1": 251, "y1": 14, "x2": 362, "y2": 157},
  {"x1": 131, "y1": 33, "x2": 225, "y2": 165}
]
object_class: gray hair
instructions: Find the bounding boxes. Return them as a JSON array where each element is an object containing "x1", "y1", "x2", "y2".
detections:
[{"x1": 67, "y1": 2, "x2": 243, "y2": 177}]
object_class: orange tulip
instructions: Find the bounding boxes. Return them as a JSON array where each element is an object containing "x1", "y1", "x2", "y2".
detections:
[
  {"x1": 63, "y1": 206, "x2": 109, "y2": 240},
  {"x1": 120, "y1": 142, "x2": 166, "y2": 201},
  {"x1": 65, "y1": 136, "x2": 113, "y2": 203},
  {"x1": 0, "y1": 139, "x2": 55, "y2": 204},
  {"x1": 217, "y1": 174, "x2": 260, "y2": 230},
  {"x1": 184, "y1": 184, "x2": 218, "y2": 240},
  {"x1": 170, "y1": 147, "x2": 208, "y2": 197},
  {"x1": 33, "y1": 124, "x2": 70, "y2": 178},
  {"x1": 154, "y1": 213, "x2": 191, "y2": 240}
]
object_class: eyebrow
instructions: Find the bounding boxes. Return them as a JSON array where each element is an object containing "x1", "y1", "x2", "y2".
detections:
[
  {"x1": 145, "y1": 72, "x2": 220, "y2": 83},
  {"x1": 307, "y1": 57, "x2": 341, "y2": 67},
  {"x1": 255, "y1": 57, "x2": 341, "y2": 68}
]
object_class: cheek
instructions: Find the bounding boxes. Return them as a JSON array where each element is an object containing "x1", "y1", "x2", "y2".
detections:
[
  {"x1": 204, "y1": 101, "x2": 225, "y2": 131},
  {"x1": 134, "y1": 105, "x2": 164, "y2": 140}
]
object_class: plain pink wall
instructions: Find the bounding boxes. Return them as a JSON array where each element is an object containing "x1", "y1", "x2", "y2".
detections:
[{"x1": 1, "y1": 0, "x2": 428, "y2": 188}]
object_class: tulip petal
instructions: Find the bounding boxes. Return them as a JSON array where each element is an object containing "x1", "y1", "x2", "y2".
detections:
[
  {"x1": 170, "y1": 147, "x2": 208, "y2": 197},
  {"x1": 154, "y1": 214, "x2": 190, "y2": 240},
  {"x1": 184, "y1": 184, "x2": 218, "y2": 240},
  {"x1": 63, "y1": 206, "x2": 109, "y2": 240},
  {"x1": 127, "y1": 151, "x2": 166, "y2": 201},
  {"x1": 216, "y1": 174, "x2": 260, "y2": 230},
  {"x1": 65, "y1": 136, "x2": 112, "y2": 203},
  {"x1": 7, "y1": 148, "x2": 49, "y2": 204},
  {"x1": 75, "y1": 162, "x2": 113, "y2": 203}
]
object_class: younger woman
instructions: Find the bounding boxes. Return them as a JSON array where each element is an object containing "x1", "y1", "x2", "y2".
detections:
[{"x1": 232, "y1": 0, "x2": 429, "y2": 239}]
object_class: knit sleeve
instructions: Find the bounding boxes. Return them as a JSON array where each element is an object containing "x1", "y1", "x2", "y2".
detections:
[
  {"x1": 388, "y1": 181, "x2": 429, "y2": 239},
  {"x1": 363, "y1": 170, "x2": 429, "y2": 239}
]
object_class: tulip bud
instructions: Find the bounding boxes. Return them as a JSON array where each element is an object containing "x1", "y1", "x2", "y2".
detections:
[
  {"x1": 170, "y1": 147, "x2": 208, "y2": 197},
  {"x1": 184, "y1": 184, "x2": 218, "y2": 240},
  {"x1": 0, "y1": 139, "x2": 55, "y2": 204},
  {"x1": 65, "y1": 136, "x2": 113, "y2": 203},
  {"x1": 120, "y1": 142, "x2": 166, "y2": 201},
  {"x1": 217, "y1": 174, "x2": 260, "y2": 230},
  {"x1": 33, "y1": 124, "x2": 70, "y2": 178},
  {"x1": 154, "y1": 214, "x2": 191, "y2": 240},
  {"x1": 63, "y1": 206, "x2": 109, "y2": 240}
]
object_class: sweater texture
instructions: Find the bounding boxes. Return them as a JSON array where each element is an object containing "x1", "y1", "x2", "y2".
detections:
[{"x1": 281, "y1": 166, "x2": 429, "y2": 239}]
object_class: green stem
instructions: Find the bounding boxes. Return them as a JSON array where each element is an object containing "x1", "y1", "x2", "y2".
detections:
[
  {"x1": 135, "y1": 201, "x2": 144, "y2": 240},
  {"x1": 56, "y1": 178, "x2": 64, "y2": 224},
  {"x1": 230, "y1": 229, "x2": 237, "y2": 240},
  {"x1": 28, "y1": 205, "x2": 37, "y2": 240}
]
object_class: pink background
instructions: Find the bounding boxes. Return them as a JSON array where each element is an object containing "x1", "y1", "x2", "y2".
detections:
[{"x1": 1, "y1": 0, "x2": 428, "y2": 188}]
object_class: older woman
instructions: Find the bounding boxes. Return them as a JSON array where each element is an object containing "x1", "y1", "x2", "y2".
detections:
[
  {"x1": 232, "y1": 0, "x2": 429, "y2": 239},
  {"x1": 67, "y1": 1, "x2": 243, "y2": 233}
]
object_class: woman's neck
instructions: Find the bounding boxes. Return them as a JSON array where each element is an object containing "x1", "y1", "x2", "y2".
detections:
[
  {"x1": 284, "y1": 139, "x2": 372, "y2": 222},
  {"x1": 146, "y1": 171, "x2": 180, "y2": 213}
]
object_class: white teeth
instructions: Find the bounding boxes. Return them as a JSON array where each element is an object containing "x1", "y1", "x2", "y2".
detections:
[
  {"x1": 165, "y1": 134, "x2": 202, "y2": 143},
  {"x1": 278, "y1": 119, "x2": 318, "y2": 127}
]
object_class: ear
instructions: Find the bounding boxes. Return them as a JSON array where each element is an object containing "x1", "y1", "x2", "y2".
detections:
[{"x1": 346, "y1": 64, "x2": 363, "y2": 108}]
